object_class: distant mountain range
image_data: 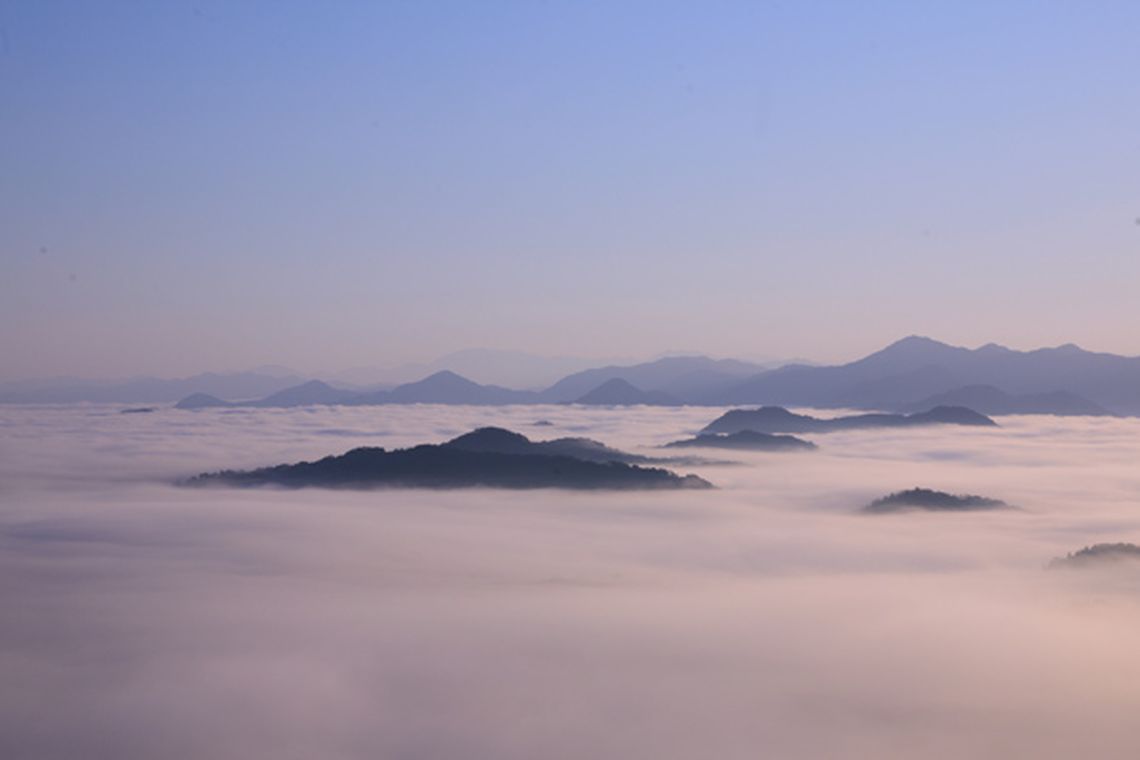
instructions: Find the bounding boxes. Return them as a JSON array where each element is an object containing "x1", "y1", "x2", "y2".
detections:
[
  {"x1": 0, "y1": 371, "x2": 306, "y2": 404},
  {"x1": 707, "y1": 336, "x2": 1140, "y2": 415},
  {"x1": 346, "y1": 348, "x2": 629, "y2": 389},
  {"x1": 541, "y1": 355, "x2": 767, "y2": 402},
  {"x1": 10, "y1": 336, "x2": 1140, "y2": 416}
]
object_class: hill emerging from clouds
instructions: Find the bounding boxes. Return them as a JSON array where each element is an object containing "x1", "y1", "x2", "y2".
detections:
[
  {"x1": 863, "y1": 488, "x2": 1010, "y2": 514},
  {"x1": 700, "y1": 405, "x2": 996, "y2": 435},
  {"x1": 187, "y1": 428, "x2": 712, "y2": 490}
]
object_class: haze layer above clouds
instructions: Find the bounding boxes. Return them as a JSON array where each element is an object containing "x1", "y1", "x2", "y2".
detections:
[{"x1": 3, "y1": 404, "x2": 1140, "y2": 759}]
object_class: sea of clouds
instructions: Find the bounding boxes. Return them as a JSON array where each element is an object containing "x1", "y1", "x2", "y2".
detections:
[{"x1": 2, "y1": 402, "x2": 1140, "y2": 759}]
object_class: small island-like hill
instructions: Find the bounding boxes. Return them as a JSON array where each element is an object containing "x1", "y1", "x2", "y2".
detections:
[
  {"x1": 186, "y1": 428, "x2": 713, "y2": 491},
  {"x1": 863, "y1": 488, "x2": 1009, "y2": 514},
  {"x1": 1048, "y1": 543, "x2": 1140, "y2": 569},
  {"x1": 702, "y1": 405, "x2": 996, "y2": 436},
  {"x1": 664, "y1": 430, "x2": 816, "y2": 452}
]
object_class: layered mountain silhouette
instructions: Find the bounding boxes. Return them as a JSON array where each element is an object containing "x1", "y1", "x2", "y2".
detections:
[
  {"x1": 707, "y1": 336, "x2": 1140, "y2": 415},
  {"x1": 153, "y1": 336, "x2": 1140, "y2": 415},
  {"x1": 540, "y1": 355, "x2": 767, "y2": 402},
  {"x1": 187, "y1": 428, "x2": 712, "y2": 490},
  {"x1": 1, "y1": 370, "x2": 305, "y2": 404},
  {"x1": 175, "y1": 371, "x2": 539, "y2": 409},
  {"x1": 364, "y1": 371, "x2": 537, "y2": 405},
  {"x1": 700, "y1": 405, "x2": 995, "y2": 435},
  {"x1": 863, "y1": 488, "x2": 1009, "y2": 514},
  {"x1": 358, "y1": 348, "x2": 611, "y2": 389},
  {"x1": 664, "y1": 431, "x2": 816, "y2": 451},
  {"x1": 574, "y1": 378, "x2": 679, "y2": 406}
]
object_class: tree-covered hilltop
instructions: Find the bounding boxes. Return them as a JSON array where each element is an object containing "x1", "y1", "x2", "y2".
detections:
[
  {"x1": 186, "y1": 429, "x2": 713, "y2": 491},
  {"x1": 864, "y1": 488, "x2": 1008, "y2": 513}
]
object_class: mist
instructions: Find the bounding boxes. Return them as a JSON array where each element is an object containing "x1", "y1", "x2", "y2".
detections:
[{"x1": 3, "y1": 403, "x2": 1140, "y2": 759}]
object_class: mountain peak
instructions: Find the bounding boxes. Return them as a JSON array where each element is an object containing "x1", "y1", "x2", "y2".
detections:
[
  {"x1": 878, "y1": 335, "x2": 955, "y2": 354},
  {"x1": 575, "y1": 378, "x2": 679, "y2": 406},
  {"x1": 420, "y1": 370, "x2": 473, "y2": 383},
  {"x1": 851, "y1": 335, "x2": 966, "y2": 373}
]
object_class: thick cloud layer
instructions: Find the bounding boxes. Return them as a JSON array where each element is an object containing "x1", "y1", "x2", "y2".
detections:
[{"x1": 2, "y1": 404, "x2": 1140, "y2": 759}]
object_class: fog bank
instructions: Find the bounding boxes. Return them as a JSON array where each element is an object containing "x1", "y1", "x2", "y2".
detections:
[{"x1": 2, "y1": 404, "x2": 1140, "y2": 759}]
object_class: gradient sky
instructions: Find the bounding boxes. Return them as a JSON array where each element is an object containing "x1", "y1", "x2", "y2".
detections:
[{"x1": 3, "y1": 1, "x2": 1139, "y2": 380}]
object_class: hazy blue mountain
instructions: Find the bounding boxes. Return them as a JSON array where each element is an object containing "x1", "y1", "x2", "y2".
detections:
[
  {"x1": 899, "y1": 385, "x2": 1110, "y2": 416},
  {"x1": 358, "y1": 370, "x2": 539, "y2": 405},
  {"x1": 664, "y1": 430, "x2": 817, "y2": 452},
  {"x1": 541, "y1": 356, "x2": 766, "y2": 403},
  {"x1": 250, "y1": 380, "x2": 361, "y2": 408},
  {"x1": 711, "y1": 336, "x2": 1140, "y2": 414},
  {"x1": 174, "y1": 393, "x2": 232, "y2": 410},
  {"x1": 187, "y1": 429, "x2": 713, "y2": 490},
  {"x1": 175, "y1": 370, "x2": 539, "y2": 408},
  {"x1": 573, "y1": 378, "x2": 680, "y2": 406},
  {"x1": 863, "y1": 488, "x2": 1009, "y2": 513},
  {"x1": 700, "y1": 405, "x2": 996, "y2": 435},
  {"x1": 372, "y1": 349, "x2": 622, "y2": 389},
  {"x1": 0, "y1": 371, "x2": 307, "y2": 404}
]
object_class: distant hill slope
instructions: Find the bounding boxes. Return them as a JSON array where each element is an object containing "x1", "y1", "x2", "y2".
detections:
[
  {"x1": 354, "y1": 371, "x2": 538, "y2": 405},
  {"x1": 367, "y1": 348, "x2": 612, "y2": 389},
  {"x1": 540, "y1": 356, "x2": 765, "y2": 403},
  {"x1": 174, "y1": 393, "x2": 232, "y2": 410},
  {"x1": 251, "y1": 380, "x2": 361, "y2": 407},
  {"x1": 898, "y1": 385, "x2": 1110, "y2": 416},
  {"x1": 186, "y1": 428, "x2": 713, "y2": 490},
  {"x1": 574, "y1": 378, "x2": 680, "y2": 406},
  {"x1": 176, "y1": 371, "x2": 539, "y2": 409},
  {"x1": 700, "y1": 405, "x2": 996, "y2": 435},
  {"x1": 709, "y1": 336, "x2": 1140, "y2": 415}
]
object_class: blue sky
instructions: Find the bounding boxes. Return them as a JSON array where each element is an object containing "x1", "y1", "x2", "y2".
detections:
[{"x1": 2, "y1": 1, "x2": 1139, "y2": 379}]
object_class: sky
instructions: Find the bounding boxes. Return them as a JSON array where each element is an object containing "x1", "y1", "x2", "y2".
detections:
[{"x1": 2, "y1": 1, "x2": 1139, "y2": 380}]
